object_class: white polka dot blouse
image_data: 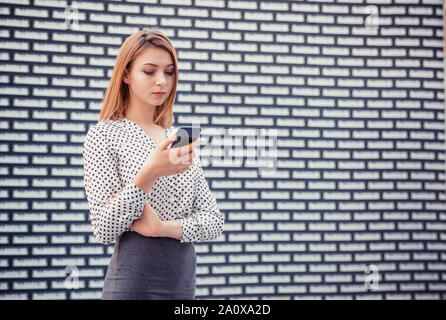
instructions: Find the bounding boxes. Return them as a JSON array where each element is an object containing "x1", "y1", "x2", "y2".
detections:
[{"x1": 82, "y1": 117, "x2": 224, "y2": 245}]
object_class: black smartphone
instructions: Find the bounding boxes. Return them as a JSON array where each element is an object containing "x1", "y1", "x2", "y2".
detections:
[{"x1": 170, "y1": 126, "x2": 201, "y2": 148}]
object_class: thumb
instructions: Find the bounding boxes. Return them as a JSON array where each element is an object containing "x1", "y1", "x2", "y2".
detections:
[{"x1": 160, "y1": 130, "x2": 178, "y2": 149}]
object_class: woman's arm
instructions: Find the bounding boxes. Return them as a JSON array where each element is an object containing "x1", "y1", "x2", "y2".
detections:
[
  {"x1": 130, "y1": 202, "x2": 183, "y2": 239},
  {"x1": 106, "y1": 194, "x2": 183, "y2": 240},
  {"x1": 178, "y1": 156, "x2": 224, "y2": 243},
  {"x1": 83, "y1": 126, "x2": 155, "y2": 245}
]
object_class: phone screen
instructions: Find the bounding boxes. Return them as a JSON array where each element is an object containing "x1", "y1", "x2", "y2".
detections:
[{"x1": 170, "y1": 126, "x2": 201, "y2": 148}]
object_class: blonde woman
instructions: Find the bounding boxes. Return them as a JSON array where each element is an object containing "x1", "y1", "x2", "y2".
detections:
[{"x1": 82, "y1": 28, "x2": 224, "y2": 300}]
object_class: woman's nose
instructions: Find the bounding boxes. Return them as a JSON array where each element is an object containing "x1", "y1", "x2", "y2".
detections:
[{"x1": 155, "y1": 72, "x2": 166, "y2": 85}]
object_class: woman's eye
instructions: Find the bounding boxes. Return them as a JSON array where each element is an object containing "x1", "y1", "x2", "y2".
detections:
[{"x1": 143, "y1": 71, "x2": 174, "y2": 75}]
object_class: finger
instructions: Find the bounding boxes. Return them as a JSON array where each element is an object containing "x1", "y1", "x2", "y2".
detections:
[
  {"x1": 168, "y1": 148, "x2": 182, "y2": 165},
  {"x1": 190, "y1": 138, "x2": 201, "y2": 150},
  {"x1": 191, "y1": 137, "x2": 201, "y2": 150},
  {"x1": 178, "y1": 138, "x2": 201, "y2": 155},
  {"x1": 162, "y1": 130, "x2": 178, "y2": 149},
  {"x1": 179, "y1": 150, "x2": 196, "y2": 165},
  {"x1": 178, "y1": 152, "x2": 192, "y2": 164}
]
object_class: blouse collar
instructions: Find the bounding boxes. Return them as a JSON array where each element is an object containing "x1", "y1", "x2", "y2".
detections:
[{"x1": 120, "y1": 117, "x2": 175, "y2": 146}]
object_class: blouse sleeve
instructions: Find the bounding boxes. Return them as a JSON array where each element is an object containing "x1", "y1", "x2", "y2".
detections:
[
  {"x1": 179, "y1": 157, "x2": 225, "y2": 243},
  {"x1": 82, "y1": 125, "x2": 149, "y2": 245}
]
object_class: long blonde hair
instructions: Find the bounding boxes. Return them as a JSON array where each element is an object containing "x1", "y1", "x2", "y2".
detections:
[{"x1": 98, "y1": 28, "x2": 178, "y2": 129}]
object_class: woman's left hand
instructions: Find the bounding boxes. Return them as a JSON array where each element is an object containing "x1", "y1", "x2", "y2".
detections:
[{"x1": 130, "y1": 202, "x2": 164, "y2": 237}]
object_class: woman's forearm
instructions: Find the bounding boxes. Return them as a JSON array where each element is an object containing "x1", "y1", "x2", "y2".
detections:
[
  {"x1": 129, "y1": 202, "x2": 183, "y2": 240},
  {"x1": 131, "y1": 219, "x2": 183, "y2": 240},
  {"x1": 134, "y1": 164, "x2": 159, "y2": 194}
]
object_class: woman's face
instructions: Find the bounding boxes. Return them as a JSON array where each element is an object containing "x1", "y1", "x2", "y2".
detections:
[{"x1": 123, "y1": 47, "x2": 175, "y2": 108}]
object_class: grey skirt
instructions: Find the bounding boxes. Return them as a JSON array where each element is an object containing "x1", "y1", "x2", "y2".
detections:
[{"x1": 102, "y1": 231, "x2": 196, "y2": 300}]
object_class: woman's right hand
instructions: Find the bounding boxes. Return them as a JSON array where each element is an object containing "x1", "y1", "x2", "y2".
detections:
[{"x1": 146, "y1": 130, "x2": 201, "y2": 178}]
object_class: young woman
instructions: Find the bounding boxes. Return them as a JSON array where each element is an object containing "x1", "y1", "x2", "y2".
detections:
[{"x1": 82, "y1": 28, "x2": 224, "y2": 300}]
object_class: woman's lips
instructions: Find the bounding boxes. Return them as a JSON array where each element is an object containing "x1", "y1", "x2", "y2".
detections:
[{"x1": 153, "y1": 92, "x2": 166, "y2": 97}]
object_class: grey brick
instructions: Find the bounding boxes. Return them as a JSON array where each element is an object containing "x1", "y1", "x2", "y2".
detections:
[
  {"x1": 245, "y1": 264, "x2": 274, "y2": 273},
  {"x1": 69, "y1": 246, "x2": 103, "y2": 255},
  {"x1": 197, "y1": 255, "x2": 225, "y2": 264},
  {"x1": 385, "y1": 293, "x2": 411, "y2": 300},
  {"x1": 0, "y1": 247, "x2": 28, "y2": 256},
  {"x1": 0, "y1": 270, "x2": 28, "y2": 279},
  {"x1": 293, "y1": 233, "x2": 321, "y2": 241},
  {"x1": 261, "y1": 1, "x2": 288, "y2": 11},
  {"x1": 294, "y1": 275, "x2": 322, "y2": 283},
  {"x1": 212, "y1": 286, "x2": 243, "y2": 296},
  {"x1": 277, "y1": 243, "x2": 306, "y2": 252},
  {"x1": 277, "y1": 264, "x2": 306, "y2": 273},
  {"x1": 246, "y1": 285, "x2": 274, "y2": 294},
  {"x1": 245, "y1": 244, "x2": 274, "y2": 253},
  {"x1": 414, "y1": 293, "x2": 440, "y2": 300},
  {"x1": 13, "y1": 258, "x2": 47, "y2": 267},
  {"x1": 228, "y1": 254, "x2": 259, "y2": 263},
  {"x1": 339, "y1": 243, "x2": 367, "y2": 252},
  {"x1": 413, "y1": 272, "x2": 438, "y2": 281},
  {"x1": 0, "y1": 293, "x2": 27, "y2": 300},
  {"x1": 383, "y1": 232, "x2": 410, "y2": 241},
  {"x1": 220, "y1": 222, "x2": 242, "y2": 231},
  {"x1": 324, "y1": 253, "x2": 352, "y2": 262},
  {"x1": 310, "y1": 284, "x2": 337, "y2": 293},
  {"x1": 228, "y1": 275, "x2": 258, "y2": 284},
  {"x1": 50, "y1": 257, "x2": 85, "y2": 267},
  {"x1": 70, "y1": 291, "x2": 100, "y2": 300},
  {"x1": 278, "y1": 285, "x2": 306, "y2": 294},
  {"x1": 309, "y1": 244, "x2": 337, "y2": 252},
  {"x1": 261, "y1": 275, "x2": 290, "y2": 283},
  {"x1": 196, "y1": 265, "x2": 209, "y2": 275},
  {"x1": 13, "y1": 281, "x2": 47, "y2": 290},
  {"x1": 13, "y1": 235, "x2": 47, "y2": 244},
  {"x1": 293, "y1": 254, "x2": 322, "y2": 263},
  {"x1": 308, "y1": 222, "x2": 336, "y2": 231},
  {"x1": 324, "y1": 233, "x2": 351, "y2": 241},
  {"x1": 228, "y1": 233, "x2": 258, "y2": 242},
  {"x1": 197, "y1": 276, "x2": 226, "y2": 285},
  {"x1": 277, "y1": 223, "x2": 305, "y2": 231},
  {"x1": 261, "y1": 254, "x2": 290, "y2": 263}
]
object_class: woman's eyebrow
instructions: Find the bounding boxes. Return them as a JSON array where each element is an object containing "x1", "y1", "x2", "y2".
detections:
[{"x1": 143, "y1": 63, "x2": 174, "y2": 67}]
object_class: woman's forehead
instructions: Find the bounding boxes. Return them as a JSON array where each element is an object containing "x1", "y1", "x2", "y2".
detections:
[{"x1": 135, "y1": 48, "x2": 173, "y2": 67}]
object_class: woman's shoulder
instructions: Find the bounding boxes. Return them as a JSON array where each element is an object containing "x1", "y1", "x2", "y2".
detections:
[
  {"x1": 84, "y1": 119, "x2": 125, "y2": 144},
  {"x1": 89, "y1": 118, "x2": 127, "y2": 132}
]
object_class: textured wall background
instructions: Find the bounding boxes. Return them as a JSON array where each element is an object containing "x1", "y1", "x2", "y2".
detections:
[{"x1": 0, "y1": 0, "x2": 445, "y2": 300}]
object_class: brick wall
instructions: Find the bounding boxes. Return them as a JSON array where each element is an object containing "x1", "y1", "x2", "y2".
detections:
[{"x1": 0, "y1": 0, "x2": 445, "y2": 300}]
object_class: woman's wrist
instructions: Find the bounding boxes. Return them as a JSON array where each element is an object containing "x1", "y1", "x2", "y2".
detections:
[
  {"x1": 160, "y1": 220, "x2": 183, "y2": 240},
  {"x1": 134, "y1": 164, "x2": 159, "y2": 194}
]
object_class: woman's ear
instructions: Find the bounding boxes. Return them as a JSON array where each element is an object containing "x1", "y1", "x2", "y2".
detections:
[{"x1": 123, "y1": 69, "x2": 129, "y2": 84}]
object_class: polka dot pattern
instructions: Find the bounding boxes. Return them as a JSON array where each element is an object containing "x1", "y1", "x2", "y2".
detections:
[{"x1": 82, "y1": 117, "x2": 224, "y2": 245}]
